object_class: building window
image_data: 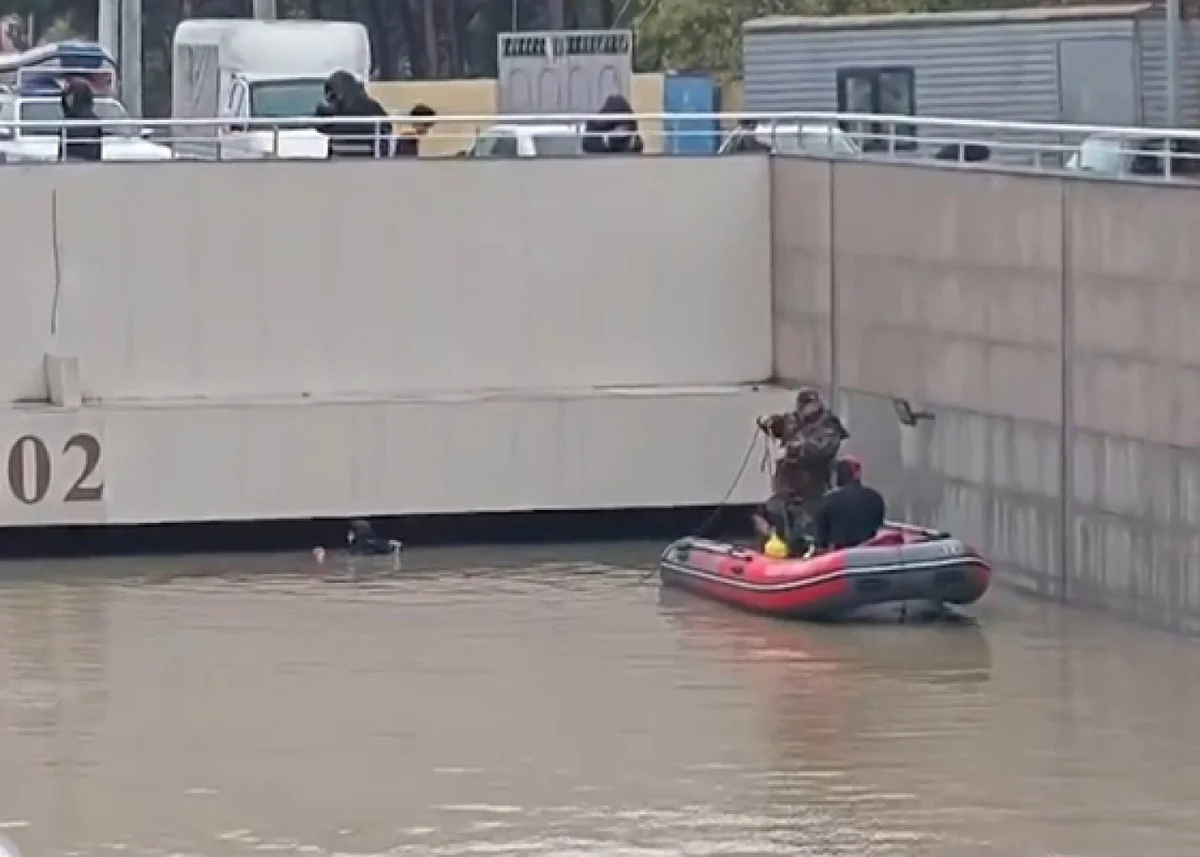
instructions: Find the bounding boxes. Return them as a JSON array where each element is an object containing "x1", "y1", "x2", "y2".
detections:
[{"x1": 836, "y1": 66, "x2": 917, "y2": 152}]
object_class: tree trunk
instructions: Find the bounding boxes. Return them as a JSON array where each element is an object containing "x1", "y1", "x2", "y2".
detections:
[
  {"x1": 423, "y1": 0, "x2": 438, "y2": 77},
  {"x1": 366, "y1": 0, "x2": 393, "y2": 78},
  {"x1": 397, "y1": 0, "x2": 427, "y2": 78},
  {"x1": 447, "y1": 0, "x2": 460, "y2": 75}
]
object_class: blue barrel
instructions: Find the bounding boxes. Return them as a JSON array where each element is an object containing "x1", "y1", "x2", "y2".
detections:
[{"x1": 662, "y1": 71, "x2": 719, "y2": 155}]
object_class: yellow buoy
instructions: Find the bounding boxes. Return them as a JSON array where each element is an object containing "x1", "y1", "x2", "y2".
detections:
[{"x1": 764, "y1": 532, "x2": 789, "y2": 558}]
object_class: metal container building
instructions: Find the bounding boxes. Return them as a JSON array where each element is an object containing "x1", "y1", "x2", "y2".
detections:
[
  {"x1": 742, "y1": 4, "x2": 1200, "y2": 152},
  {"x1": 497, "y1": 30, "x2": 632, "y2": 115}
]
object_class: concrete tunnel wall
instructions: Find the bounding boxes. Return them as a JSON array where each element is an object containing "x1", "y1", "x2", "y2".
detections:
[
  {"x1": 770, "y1": 157, "x2": 1200, "y2": 631},
  {"x1": 0, "y1": 157, "x2": 773, "y2": 403},
  {"x1": 0, "y1": 152, "x2": 1194, "y2": 628}
]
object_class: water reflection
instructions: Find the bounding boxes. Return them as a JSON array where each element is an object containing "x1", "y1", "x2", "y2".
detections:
[
  {"x1": 0, "y1": 581, "x2": 107, "y2": 857},
  {"x1": 659, "y1": 586, "x2": 994, "y2": 855}
]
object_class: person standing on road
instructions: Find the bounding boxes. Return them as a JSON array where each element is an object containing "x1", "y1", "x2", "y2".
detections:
[
  {"x1": 314, "y1": 70, "x2": 391, "y2": 158},
  {"x1": 60, "y1": 77, "x2": 102, "y2": 163},
  {"x1": 582, "y1": 93, "x2": 644, "y2": 155}
]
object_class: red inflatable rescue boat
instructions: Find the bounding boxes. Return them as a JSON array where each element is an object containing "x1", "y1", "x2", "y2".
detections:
[{"x1": 659, "y1": 522, "x2": 991, "y2": 621}]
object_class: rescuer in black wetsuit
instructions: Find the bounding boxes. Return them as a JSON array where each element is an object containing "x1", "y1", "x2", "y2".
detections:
[
  {"x1": 347, "y1": 519, "x2": 401, "y2": 556},
  {"x1": 813, "y1": 456, "x2": 886, "y2": 551}
]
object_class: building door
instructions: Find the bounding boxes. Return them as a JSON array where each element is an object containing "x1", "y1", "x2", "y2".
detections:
[{"x1": 1057, "y1": 37, "x2": 1138, "y2": 126}]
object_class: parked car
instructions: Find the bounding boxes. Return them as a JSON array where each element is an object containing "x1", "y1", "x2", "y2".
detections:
[
  {"x1": 466, "y1": 123, "x2": 584, "y2": 158},
  {"x1": 1066, "y1": 132, "x2": 1200, "y2": 179},
  {"x1": 0, "y1": 92, "x2": 173, "y2": 162},
  {"x1": 719, "y1": 122, "x2": 861, "y2": 158}
]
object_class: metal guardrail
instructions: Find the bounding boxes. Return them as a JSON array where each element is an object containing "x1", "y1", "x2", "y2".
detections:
[{"x1": 2, "y1": 110, "x2": 1199, "y2": 180}]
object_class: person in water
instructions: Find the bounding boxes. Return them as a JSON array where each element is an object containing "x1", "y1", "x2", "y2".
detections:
[
  {"x1": 346, "y1": 519, "x2": 401, "y2": 556},
  {"x1": 753, "y1": 387, "x2": 849, "y2": 549},
  {"x1": 813, "y1": 456, "x2": 886, "y2": 551}
]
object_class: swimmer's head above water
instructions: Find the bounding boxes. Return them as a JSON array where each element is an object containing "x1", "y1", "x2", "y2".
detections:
[
  {"x1": 313, "y1": 519, "x2": 402, "y2": 565},
  {"x1": 347, "y1": 518, "x2": 375, "y2": 544}
]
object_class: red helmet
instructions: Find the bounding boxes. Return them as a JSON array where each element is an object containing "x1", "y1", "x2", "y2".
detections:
[{"x1": 836, "y1": 455, "x2": 863, "y2": 483}]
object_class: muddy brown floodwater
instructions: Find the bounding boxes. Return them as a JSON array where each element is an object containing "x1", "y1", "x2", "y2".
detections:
[{"x1": 1, "y1": 542, "x2": 1199, "y2": 857}]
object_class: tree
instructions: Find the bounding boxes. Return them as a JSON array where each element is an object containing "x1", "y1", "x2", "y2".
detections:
[
  {"x1": 634, "y1": 0, "x2": 802, "y2": 75},
  {"x1": 632, "y1": 0, "x2": 971, "y2": 76}
]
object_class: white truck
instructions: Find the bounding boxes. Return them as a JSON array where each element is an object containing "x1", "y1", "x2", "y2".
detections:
[{"x1": 171, "y1": 18, "x2": 372, "y2": 160}]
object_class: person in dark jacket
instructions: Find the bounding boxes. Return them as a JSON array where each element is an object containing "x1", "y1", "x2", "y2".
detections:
[
  {"x1": 314, "y1": 70, "x2": 391, "y2": 158},
  {"x1": 813, "y1": 456, "x2": 887, "y2": 551},
  {"x1": 60, "y1": 77, "x2": 102, "y2": 162},
  {"x1": 582, "y1": 93, "x2": 643, "y2": 155}
]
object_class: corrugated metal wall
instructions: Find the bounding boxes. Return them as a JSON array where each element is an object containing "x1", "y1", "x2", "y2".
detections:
[
  {"x1": 745, "y1": 13, "x2": 1200, "y2": 132},
  {"x1": 742, "y1": 13, "x2": 1200, "y2": 162},
  {"x1": 743, "y1": 19, "x2": 1134, "y2": 122},
  {"x1": 1136, "y1": 18, "x2": 1200, "y2": 125}
]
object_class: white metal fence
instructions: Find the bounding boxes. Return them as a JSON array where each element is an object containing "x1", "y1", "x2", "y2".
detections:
[{"x1": 3, "y1": 110, "x2": 1200, "y2": 180}]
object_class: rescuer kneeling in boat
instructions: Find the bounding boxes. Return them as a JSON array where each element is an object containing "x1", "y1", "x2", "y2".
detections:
[
  {"x1": 754, "y1": 388, "x2": 850, "y2": 555},
  {"x1": 813, "y1": 456, "x2": 887, "y2": 551}
]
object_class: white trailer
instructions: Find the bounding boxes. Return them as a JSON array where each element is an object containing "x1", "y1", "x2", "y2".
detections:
[{"x1": 171, "y1": 18, "x2": 371, "y2": 160}]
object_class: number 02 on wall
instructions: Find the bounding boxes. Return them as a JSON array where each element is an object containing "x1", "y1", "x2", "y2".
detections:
[{"x1": 6, "y1": 433, "x2": 105, "y2": 505}]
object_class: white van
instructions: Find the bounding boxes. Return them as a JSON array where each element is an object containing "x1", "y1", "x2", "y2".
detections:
[{"x1": 171, "y1": 18, "x2": 372, "y2": 160}]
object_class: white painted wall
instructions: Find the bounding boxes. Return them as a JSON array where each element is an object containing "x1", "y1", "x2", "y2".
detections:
[
  {"x1": 0, "y1": 388, "x2": 789, "y2": 526},
  {"x1": 0, "y1": 158, "x2": 781, "y2": 526},
  {"x1": 0, "y1": 157, "x2": 771, "y2": 403},
  {"x1": 0, "y1": 170, "x2": 58, "y2": 404}
]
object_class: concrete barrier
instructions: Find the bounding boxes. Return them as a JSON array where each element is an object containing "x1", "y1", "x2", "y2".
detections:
[
  {"x1": 30, "y1": 157, "x2": 772, "y2": 402},
  {"x1": 769, "y1": 157, "x2": 832, "y2": 389},
  {"x1": 835, "y1": 162, "x2": 1066, "y2": 598},
  {"x1": 771, "y1": 156, "x2": 1200, "y2": 630},
  {"x1": 1066, "y1": 179, "x2": 1200, "y2": 627},
  {"x1": 0, "y1": 169, "x2": 57, "y2": 403},
  {"x1": 0, "y1": 158, "x2": 783, "y2": 528},
  {"x1": 0, "y1": 387, "x2": 787, "y2": 526}
]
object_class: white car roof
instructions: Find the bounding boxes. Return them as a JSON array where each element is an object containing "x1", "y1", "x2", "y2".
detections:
[
  {"x1": 484, "y1": 123, "x2": 583, "y2": 135},
  {"x1": 753, "y1": 122, "x2": 848, "y2": 136}
]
